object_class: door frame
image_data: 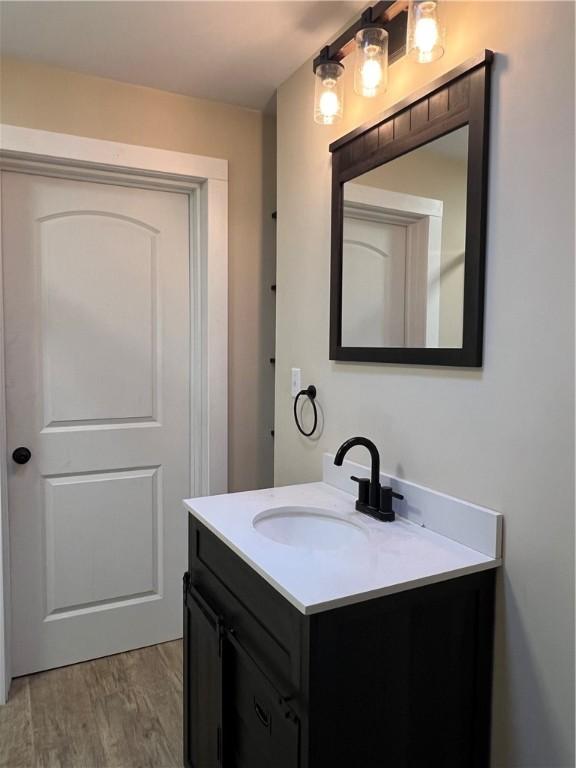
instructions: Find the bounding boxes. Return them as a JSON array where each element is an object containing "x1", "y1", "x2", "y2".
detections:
[{"x1": 0, "y1": 124, "x2": 229, "y2": 703}]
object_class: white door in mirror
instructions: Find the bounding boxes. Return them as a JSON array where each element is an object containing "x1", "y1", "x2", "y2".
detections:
[{"x1": 342, "y1": 214, "x2": 407, "y2": 347}]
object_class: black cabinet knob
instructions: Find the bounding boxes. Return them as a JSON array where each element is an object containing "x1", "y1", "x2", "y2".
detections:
[{"x1": 12, "y1": 447, "x2": 31, "y2": 465}]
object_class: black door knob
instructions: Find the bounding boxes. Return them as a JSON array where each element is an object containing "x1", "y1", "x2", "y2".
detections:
[{"x1": 12, "y1": 447, "x2": 31, "y2": 465}]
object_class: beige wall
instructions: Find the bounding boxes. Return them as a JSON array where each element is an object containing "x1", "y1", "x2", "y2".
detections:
[
  {"x1": 275, "y1": 3, "x2": 574, "y2": 766},
  {"x1": 0, "y1": 55, "x2": 276, "y2": 492}
]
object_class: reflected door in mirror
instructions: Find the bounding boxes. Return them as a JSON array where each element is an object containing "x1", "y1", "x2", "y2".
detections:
[
  {"x1": 342, "y1": 214, "x2": 406, "y2": 347},
  {"x1": 341, "y1": 125, "x2": 468, "y2": 350}
]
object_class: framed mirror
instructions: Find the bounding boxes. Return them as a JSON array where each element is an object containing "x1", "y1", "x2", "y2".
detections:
[{"x1": 329, "y1": 51, "x2": 493, "y2": 366}]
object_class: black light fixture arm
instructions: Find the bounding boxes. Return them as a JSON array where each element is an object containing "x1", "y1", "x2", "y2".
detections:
[{"x1": 312, "y1": 0, "x2": 408, "y2": 72}]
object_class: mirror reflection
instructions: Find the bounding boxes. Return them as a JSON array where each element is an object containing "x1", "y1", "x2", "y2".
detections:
[{"x1": 341, "y1": 125, "x2": 468, "y2": 349}]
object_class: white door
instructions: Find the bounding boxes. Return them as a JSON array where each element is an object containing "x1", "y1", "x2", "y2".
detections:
[
  {"x1": 342, "y1": 185, "x2": 444, "y2": 348},
  {"x1": 342, "y1": 213, "x2": 407, "y2": 347},
  {"x1": 2, "y1": 172, "x2": 190, "y2": 676}
]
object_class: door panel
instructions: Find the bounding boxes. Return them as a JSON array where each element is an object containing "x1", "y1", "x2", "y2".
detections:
[
  {"x1": 342, "y1": 214, "x2": 407, "y2": 347},
  {"x1": 183, "y1": 577, "x2": 300, "y2": 768},
  {"x1": 184, "y1": 580, "x2": 223, "y2": 768},
  {"x1": 44, "y1": 468, "x2": 159, "y2": 615},
  {"x1": 2, "y1": 172, "x2": 190, "y2": 675},
  {"x1": 226, "y1": 630, "x2": 300, "y2": 768},
  {"x1": 40, "y1": 213, "x2": 158, "y2": 425}
]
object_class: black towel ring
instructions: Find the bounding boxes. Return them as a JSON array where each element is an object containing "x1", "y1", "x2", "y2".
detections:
[{"x1": 294, "y1": 385, "x2": 318, "y2": 437}]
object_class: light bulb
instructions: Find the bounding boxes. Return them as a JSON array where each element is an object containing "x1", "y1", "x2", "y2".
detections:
[
  {"x1": 407, "y1": 1, "x2": 445, "y2": 64},
  {"x1": 319, "y1": 89, "x2": 339, "y2": 121},
  {"x1": 314, "y1": 61, "x2": 344, "y2": 125},
  {"x1": 361, "y1": 59, "x2": 383, "y2": 96},
  {"x1": 354, "y1": 27, "x2": 388, "y2": 98},
  {"x1": 414, "y1": 17, "x2": 439, "y2": 61}
]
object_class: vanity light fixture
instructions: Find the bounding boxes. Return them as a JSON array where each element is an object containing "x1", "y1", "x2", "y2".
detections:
[
  {"x1": 313, "y1": 0, "x2": 445, "y2": 123},
  {"x1": 354, "y1": 25, "x2": 388, "y2": 98},
  {"x1": 407, "y1": 0, "x2": 445, "y2": 63},
  {"x1": 314, "y1": 59, "x2": 345, "y2": 125}
]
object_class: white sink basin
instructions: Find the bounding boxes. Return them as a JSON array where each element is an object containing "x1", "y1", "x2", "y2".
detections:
[{"x1": 253, "y1": 506, "x2": 368, "y2": 551}]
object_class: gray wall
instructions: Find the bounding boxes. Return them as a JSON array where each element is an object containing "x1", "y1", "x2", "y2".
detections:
[{"x1": 274, "y1": 2, "x2": 574, "y2": 766}]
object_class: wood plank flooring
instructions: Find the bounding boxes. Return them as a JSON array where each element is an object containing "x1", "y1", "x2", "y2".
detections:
[{"x1": 0, "y1": 640, "x2": 183, "y2": 768}]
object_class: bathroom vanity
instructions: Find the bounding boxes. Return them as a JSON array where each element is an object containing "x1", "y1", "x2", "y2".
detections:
[{"x1": 183, "y1": 455, "x2": 502, "y2": 768}]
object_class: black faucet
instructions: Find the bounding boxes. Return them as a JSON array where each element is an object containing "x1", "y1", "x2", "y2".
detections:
[{"x1": 334, "y1": 437, "x2": 403, "y2": 522}]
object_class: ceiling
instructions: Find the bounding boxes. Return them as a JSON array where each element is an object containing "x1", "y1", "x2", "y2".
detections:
[{"x1": 0, "y1": 1, "x2": 365, "y2": 110}]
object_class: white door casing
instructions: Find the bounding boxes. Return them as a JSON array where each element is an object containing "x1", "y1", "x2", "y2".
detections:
[{"x1": 0, "y1": 125, "x2": 228, "y2": 701}]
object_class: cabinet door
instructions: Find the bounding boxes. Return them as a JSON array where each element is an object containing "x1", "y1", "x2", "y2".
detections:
[
  {"x1": 225, "y1": 629, "x2": 300, "y2": 768},
  {"x1": 184, "y1": 575, "x2": 223, "y2": 768}
]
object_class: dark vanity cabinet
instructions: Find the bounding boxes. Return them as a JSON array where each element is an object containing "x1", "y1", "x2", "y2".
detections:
[{"x1": 184, "y1": 516, "x2": 496, "y2": 768}]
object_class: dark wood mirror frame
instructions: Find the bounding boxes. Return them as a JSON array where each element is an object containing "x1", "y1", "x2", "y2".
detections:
[{"x1": 329, "y1": 50, "x2": 493, "y2": 367}]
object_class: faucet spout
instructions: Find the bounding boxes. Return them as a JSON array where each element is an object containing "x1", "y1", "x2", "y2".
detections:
[{"x1": 334, "y1": 436, "x2": 380, "y2": 509}]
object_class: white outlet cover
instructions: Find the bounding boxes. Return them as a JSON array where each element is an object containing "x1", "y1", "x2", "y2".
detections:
[{"x1": 291, "y1": 368, "x2": 301, "y2": 397}]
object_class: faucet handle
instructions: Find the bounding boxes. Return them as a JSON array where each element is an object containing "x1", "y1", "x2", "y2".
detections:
[
  {"x1": 379, "y1": 486, "x2": 404, "y2": 522},
  {"x1": 380, "y1": 486, "x2": 404, "y2": 502},
  {"x1": 350, "y1": 476, "x2": 370, "y2": 506}
]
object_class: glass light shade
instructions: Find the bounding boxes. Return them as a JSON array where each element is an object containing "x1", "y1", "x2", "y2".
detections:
[
  {"x1": 354, "y1": 27, "x2": 388, "y2": 97},
  {"x1": 407, "y1": 0, "x2": 445, "y2": 64},
  {"x1": 314, "y1": 61, "x2": 344, "y2": 125}
]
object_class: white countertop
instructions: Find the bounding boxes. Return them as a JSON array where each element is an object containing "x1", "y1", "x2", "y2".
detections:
[{"x1": 184, "y1": 474, "x2": 502, "y2": 615}]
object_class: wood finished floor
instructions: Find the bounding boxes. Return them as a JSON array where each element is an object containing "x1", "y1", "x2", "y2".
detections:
[{"x1": 0, "y1": 640, "x2": 183, "y2": 768}]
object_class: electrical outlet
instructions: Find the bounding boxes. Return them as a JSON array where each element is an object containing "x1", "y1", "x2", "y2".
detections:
[{"x1": 291, "y1": 368, "x2": 301, "y2": 397}]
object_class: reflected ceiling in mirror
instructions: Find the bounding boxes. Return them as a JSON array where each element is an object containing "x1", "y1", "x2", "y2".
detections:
[{"x1": 341, "y1": 125, "x2": 468, "y2": 349}]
